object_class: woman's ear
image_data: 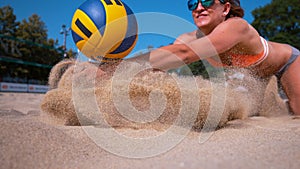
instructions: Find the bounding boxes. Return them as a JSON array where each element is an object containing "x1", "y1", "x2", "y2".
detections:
[{"x1": 222, "y1": 2, "x2": 231, "y2": 16}]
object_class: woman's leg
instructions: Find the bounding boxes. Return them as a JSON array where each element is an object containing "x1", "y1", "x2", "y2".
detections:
[{"x1": 280, "y1": 56, "x2": 300, "y2": 115}]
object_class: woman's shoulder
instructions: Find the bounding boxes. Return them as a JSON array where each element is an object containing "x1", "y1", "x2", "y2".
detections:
[
  {"x1": 224, "y1": 17, "x2": 248, "y2": 24},
  {"x1": 214, "y1": 17, "x2": 251, "y2": 35}
]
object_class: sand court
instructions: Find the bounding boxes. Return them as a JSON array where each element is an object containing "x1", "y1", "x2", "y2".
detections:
[
  {"x1": 1, "y1": 92, "x2": 300, "y2": 169},
  {"x1": 1, "y1": 59, "x2": 300, "y2": 168}
]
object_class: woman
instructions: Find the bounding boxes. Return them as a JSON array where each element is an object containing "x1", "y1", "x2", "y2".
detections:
[{"x1": 148, "y1": 0, "x2": 300, "y2": 115}]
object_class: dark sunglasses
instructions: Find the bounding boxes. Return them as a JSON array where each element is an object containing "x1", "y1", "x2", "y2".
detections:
[{"x1": 187, "y1": 0, "x2": 226, "y2": 10}]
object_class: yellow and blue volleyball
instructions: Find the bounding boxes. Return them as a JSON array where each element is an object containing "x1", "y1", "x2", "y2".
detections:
[{"x1": 71, "y1": 0, "x2": 138, "y2": 61}]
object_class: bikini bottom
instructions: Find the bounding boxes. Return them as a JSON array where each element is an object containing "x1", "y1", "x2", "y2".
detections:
[{"x1": 275, "y1": 46, "x2": 300, "y2": 80}]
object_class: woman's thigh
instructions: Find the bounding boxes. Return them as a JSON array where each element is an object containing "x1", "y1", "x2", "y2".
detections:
[{"x1": 280, "y1": 56, "x2": 300, "y2": 115}]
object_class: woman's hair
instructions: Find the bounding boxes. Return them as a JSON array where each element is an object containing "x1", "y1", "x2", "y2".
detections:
[{"x1": 225, "y1": 0, "x2": 244, "y2": 19}]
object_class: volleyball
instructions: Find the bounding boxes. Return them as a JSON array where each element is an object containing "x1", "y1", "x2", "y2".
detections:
[{"x1": 71, "y1": 0, "x2": 138, "y2": 61}]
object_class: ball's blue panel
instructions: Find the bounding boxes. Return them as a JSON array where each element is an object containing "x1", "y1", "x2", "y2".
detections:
[
  {"x1": 71, "y1": 30, "x2": 84, "y2": 44},
  {"x1": 79, "y1": 0, "x2": 106, "y2": 35}
]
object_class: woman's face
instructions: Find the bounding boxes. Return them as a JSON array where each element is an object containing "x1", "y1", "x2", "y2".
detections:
[{"x1": 192, "y1": 0, "x2": 227, "y2": 33}]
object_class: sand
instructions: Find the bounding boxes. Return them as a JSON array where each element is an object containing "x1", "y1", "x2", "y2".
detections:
[
  {"x1": 1, "y1": 58, "x2": 299, "y2": 169},
  {"x1": 1, "y1": 91, "x2": 300, "y2": 169}
]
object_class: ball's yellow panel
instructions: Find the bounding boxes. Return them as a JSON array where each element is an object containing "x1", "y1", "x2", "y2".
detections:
[
  {"x1": 80, "y1": 32, "x2": 102, "y2": 57},
  {"x1": 96, "y1": 0, "x2": 128, "y2": 55},
  {"x1": 75, "y1": 40, "x2": 85, "y2": 51},
  {"x1": 71, "y1": 9, "x2": 101, "y2": 40}
]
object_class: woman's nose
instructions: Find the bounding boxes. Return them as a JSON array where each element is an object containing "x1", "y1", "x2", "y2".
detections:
[{"x1": 194, "y1": 2, "x2": 205, "y2": 10}]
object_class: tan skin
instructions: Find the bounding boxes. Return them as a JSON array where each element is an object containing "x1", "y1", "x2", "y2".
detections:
[{"x1": 147, "y1": 1, "x2": 300, "y2": 115}]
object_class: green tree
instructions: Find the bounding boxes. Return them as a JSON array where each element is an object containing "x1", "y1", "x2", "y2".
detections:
[
  {"x1": 0, "y1": 5, "x2": 19, "y2": 36},
  {"x1": 15, "y1": 14, "x2": 62, "y2": 64},
  {"x1": 251, "y1": 0, "x2": 300, "y2": 49},
  {"x1": 185, "y1": 60, "x2": 223, "y2": 79},
  {"x1": 16, "y1": 14, "x2": 48, "y2": 43},
  {"x1": 16, "y1": 14, "x2": 47, "y2": 61},
  {"x1": 13, "y1": 14, "x2": 63, "y2": 83},
  {"x1": 0, "y1": 6, "x2": 20, "y2": 56},
  {"x1": 1, "y1": 6, "x2": 64, "y2": 84},
  {"x1": 65, "y1": 48, "x2": 77, "y2": 59}
]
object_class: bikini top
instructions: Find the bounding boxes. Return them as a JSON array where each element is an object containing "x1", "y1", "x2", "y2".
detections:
[{"x1": 205, "y1": 37, "x2": 269, "y2": 68}]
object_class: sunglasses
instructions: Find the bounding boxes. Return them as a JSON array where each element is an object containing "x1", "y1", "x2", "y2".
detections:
[{"x1": 187, "y1": 0, "x2": 226, "y2": 11}]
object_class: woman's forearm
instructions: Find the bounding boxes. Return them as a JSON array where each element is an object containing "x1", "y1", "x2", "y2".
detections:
[
  {"x1": 149, "y1": 44, "x2": 198, "y2": 71},
  {"x1": 127, "y1": 38, "x2": 217, "y2": 72}
]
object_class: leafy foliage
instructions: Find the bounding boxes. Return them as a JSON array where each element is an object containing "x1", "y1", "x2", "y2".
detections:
[
  {"x1": 183, "y1": 60, "x2": 223, "y2": 79},
  {"x1": 0, "y1": 6, "x2": 19, "y2": 36},
  {"x1": 0, "y1": 5, "x2": 76, "y2": 84},
  {"x1": 251, "y1": 0, "x2": 300, "y2": 49}
]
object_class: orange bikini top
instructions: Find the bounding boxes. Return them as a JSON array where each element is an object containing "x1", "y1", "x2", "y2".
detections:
[{"x1": 206, "y1": 37, "x2": 269, "y2": 68}]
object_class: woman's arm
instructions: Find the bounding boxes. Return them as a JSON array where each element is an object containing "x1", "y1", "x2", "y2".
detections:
[
  {"x1": 149, "y1": 43, "x2": 198, "y2": 71},
  {"x1": 126, "y1": 32, "x2": 198, "y2": 71},
  {"x1": 149, "y1": 18, "x2": 250, "y2": 71}
]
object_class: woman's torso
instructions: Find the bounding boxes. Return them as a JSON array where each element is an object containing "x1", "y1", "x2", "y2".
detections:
[
  {"x1": 175, "y1": 22, "x2": 293, "y2": 78},
  {"x1": 206, "y1": 23, "x2": 293, "y2": 78}
]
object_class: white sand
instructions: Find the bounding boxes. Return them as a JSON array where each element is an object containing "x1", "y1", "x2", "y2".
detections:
[{"x1": 1, "y1": 92, "x2": 300, "y2": 169}]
